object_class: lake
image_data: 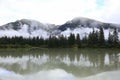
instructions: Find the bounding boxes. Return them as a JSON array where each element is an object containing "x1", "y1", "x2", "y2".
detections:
[{"x1": 0, "y1": 48, "x2": 120, "y2": 80}]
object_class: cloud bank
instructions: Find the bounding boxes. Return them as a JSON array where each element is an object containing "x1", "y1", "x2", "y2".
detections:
[{"x1": 0, "y1": 0, "x2": 120, "y2": 25}]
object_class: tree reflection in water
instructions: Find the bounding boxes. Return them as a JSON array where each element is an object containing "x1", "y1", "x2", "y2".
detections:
[{"x1": 0, "y1": 49, "x2": 120, "y2": 77}]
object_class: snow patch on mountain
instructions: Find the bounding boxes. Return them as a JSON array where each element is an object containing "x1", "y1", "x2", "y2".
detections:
[
  {"x1": 20, "y1": 19, "x2": 57, "y2": 31},
  {"x1": 60, "y1": 27, "x2": 99, "y2": 38},
  {"x1": 30, "y1": 29, "x2": 49, "y2": 38},
  {"x1": 0, "y1": 24, "x2": 49, "y2": 38}
]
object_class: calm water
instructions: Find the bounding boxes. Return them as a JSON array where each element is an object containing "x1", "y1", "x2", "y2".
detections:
[{"x1": 0, "y1": 48, "x2": 120, "y2": 80}]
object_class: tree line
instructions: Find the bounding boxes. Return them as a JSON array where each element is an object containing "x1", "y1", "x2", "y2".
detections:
[{"x1": 0, "y1": 27, "x2": 119, "y2": 48}]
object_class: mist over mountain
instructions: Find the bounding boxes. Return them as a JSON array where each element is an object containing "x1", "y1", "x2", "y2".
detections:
[
  {"x1": 0, "y1": 17, "x2": 120, "y2": 39},
  {"x1": 0, "y1": 19, "x2": 57, "y2": 38}
]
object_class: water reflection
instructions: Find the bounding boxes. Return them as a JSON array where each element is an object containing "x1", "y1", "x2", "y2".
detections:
[{"x1": 0, "y1": 49, "x2": 120, "y2": 78}]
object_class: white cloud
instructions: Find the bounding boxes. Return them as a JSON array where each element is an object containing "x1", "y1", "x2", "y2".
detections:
[
  {"x1": 0, "y1": 0, "x2": 120, "y2": 25},
  {"x1": 86, "y1": 0, "x2": 120, "y2": 23}
]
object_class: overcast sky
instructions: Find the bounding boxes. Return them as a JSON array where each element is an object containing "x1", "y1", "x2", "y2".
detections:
[{"x1": 0, "y1": 0, "x2": 120, "y2": 25}]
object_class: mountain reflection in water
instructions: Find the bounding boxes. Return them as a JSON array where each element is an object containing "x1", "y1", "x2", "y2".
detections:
[{"x1": 0, "y1": 49, "x2": 120, "y2": 80}]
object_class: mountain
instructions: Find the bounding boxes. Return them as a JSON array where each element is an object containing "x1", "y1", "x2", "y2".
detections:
[
  {"x1": 58, "y1": 17, "x2": 120, "y2": 39},
  {"x1": 0, "y1": 19, "x2": 57, "y2": 38},
  {"x1": 0, "y1": 17, "x2": 120, "y2": 39}
]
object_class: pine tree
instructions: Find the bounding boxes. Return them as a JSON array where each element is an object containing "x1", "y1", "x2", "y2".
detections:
[
  {"x1": 48, "y1": 35, "x2": 52, "y2": 48},
  {"x1": 39, "y1": 37, "x2": 44, "y2": 46},
  {"x1": 76, "y1": 34, "x2": 81, "y2": 48},
  {"x1": 88, "y1": 29, "x2": 99, "y2": 47},
  {"x1": 88, "y1": 32, "x2": 93, "y2": 46},
  {"x1": 99, "y1": 27, "x2": 105, "y2": 46},
  {"x1": 59, "y1": 35, "x2": 68, "y2": 47},
  {"x1": 108, "y1": 32, "x2": 113, "y2": 47},
  {"x1": 94, "y1": 31, "x2": 99, "y2": 46},
  {"x1": 113, "y1": 28, "x2": 119, "y2": 46},
  {"x1": 82, "y1": 34, "x2": 88, "y2": 47},
  {"x1": 68, "y1": 33, "x2": 75, "y2": 47}
]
